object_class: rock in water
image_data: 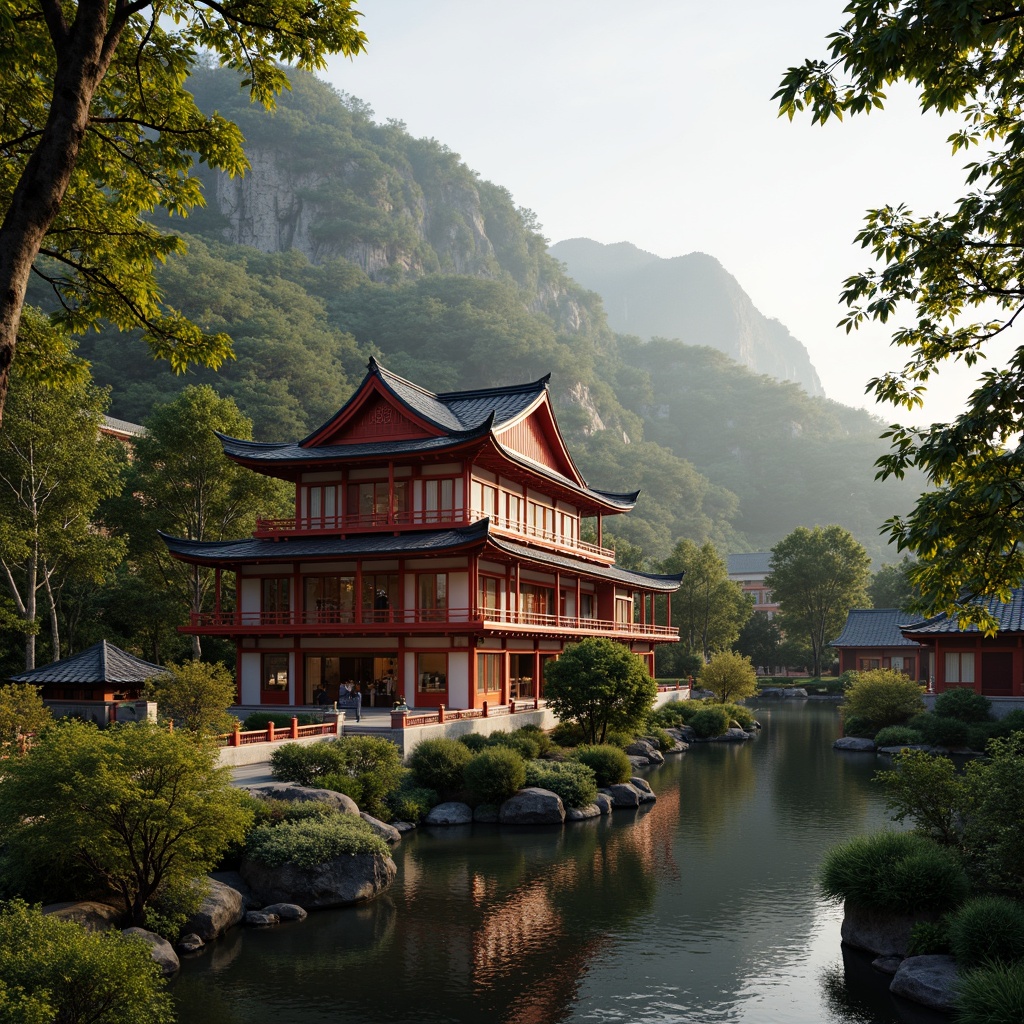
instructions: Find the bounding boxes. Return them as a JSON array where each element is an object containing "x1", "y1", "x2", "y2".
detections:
[
  {"x1": 499, "y1": 788, "x2": 565, "y2": 825},
  {"x1": 890, "y1": 955, "x2": 959, "y2": 1012},
  {"x1": 122, "y1": 927, "x2": 180, "y2": 976},
  {"x1": 181, "y1": 878, "x2": 245, "y2": 941},
  {"x1": 240, "y1": 853, "x2": 397, "y2": 910}
]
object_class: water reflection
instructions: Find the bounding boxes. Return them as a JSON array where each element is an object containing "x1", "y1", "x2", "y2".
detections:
[{"x1": 173, "y1": 703, "x2": 937, "y2": 1024}]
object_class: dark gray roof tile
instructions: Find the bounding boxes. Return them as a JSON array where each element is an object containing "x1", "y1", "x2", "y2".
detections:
[
  {"x1": 10, "y1": 640, "x2": 166, "y2": 685},
  {"x1": 831, "y1": 609, "x2": 925, "y2": 648},
  {"x1": 901, "y1": 589, "x2": 1024, "y2": 635}
]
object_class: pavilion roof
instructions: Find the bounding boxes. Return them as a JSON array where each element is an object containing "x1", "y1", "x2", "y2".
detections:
[
  {"x1": 9, "y1": 640, "x2": 166, "y2": 685},
  {"x1": 831, "y1": 609, "x2": 925, "y2": 649},
  {"x1": 900, "y1": 588, "x2": 1024, "y2": 636}
]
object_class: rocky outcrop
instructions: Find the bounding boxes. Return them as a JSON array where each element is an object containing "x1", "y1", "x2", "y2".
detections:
[
  {"x1": 242, "y1": 782, "x2": 359, "y2": 815},
  {"x1": 240, "y1": 852, "x2": 397, "y2": 910},
  {"x1": 565, "y1": 804, "x2": 601, "y2": 821},
  {"x1": 759, "y1": 687, "x2": 809, "y2": 699},
  {"x1": 359, "y1": 812, "x2": 402, "y2": 844},
  {"x1": 603, "y1": 783, "x2": 641, "y2": 808},
  {"x1": 629, "y1": 778, "x2": 657, "y2": 803},
  {"x1": 122, "y1": 927, "x2": 180, "y2": 976},
  {"x1": 245, "y1": 911, "x2": 280, "y2": 927},
  {"x1": 42, "y1": 901, "x2": 121, "y2": 932},
  {"x1": 625, "y1": 740, "x2": 665, "y2": 765},
  {"x1": 424, "y1": 801, "x2": 473, "y2": 826},
  {"x1": 181, "y1": 878, "x2": 245, "y2": 942},
  {"x1": 841, "y1": 902, "x2": 935, "y2": 957},
  {"x1": 498, "y1": 788, "x2": 565, "y2": 825},
  {"x1": 889, "y1": 955, "x2": 959, "y2": 1012},
  {"x1": 262, "y1": 903, "x2": 308, "y2": 922},
  {"x1": 833, "y1": 737, "x2": 877, "y2": 752}
]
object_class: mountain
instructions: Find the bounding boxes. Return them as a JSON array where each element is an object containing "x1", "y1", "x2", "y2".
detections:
[
  {"x1": 549, "y1": 238, "x2": 824, "y2": 397},
  {"x1": 63, "y1": 67, "x2": 918, "y2": 565}
]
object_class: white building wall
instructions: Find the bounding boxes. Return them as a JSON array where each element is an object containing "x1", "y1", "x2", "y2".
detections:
[
  {"x1": 447, "y1": 652, "x2": 469, "y2": 709},
  {"x1": 240, "y1": 652, "x2": 261, "y2": 704}
]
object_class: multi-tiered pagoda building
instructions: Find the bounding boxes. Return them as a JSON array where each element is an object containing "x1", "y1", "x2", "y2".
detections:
[{"x1": 162, "y1": 361, "x2": 681, "y2": 709}]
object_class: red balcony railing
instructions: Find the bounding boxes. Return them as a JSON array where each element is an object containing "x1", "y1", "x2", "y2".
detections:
[{"x1": 188, "y1": 606, "x2": 679, "y2": 638}]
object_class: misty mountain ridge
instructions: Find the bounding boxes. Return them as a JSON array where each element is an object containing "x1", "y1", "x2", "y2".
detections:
[{"x1": 549, "y1": 238, "x2": 824, "y2": 397}]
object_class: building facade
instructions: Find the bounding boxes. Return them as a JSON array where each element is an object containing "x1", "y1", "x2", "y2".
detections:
[
  {"x1": 162, "y1": 361, "x2": 682, "y2": 709},
  {"x1": 726, "y1": 553, "x2": 778, "y2": 617},
  {"x1": 831, "y1": 608, "x2": 927, "y2": 681}
]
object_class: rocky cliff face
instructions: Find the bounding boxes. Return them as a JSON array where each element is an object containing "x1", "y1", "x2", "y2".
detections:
[{"x1": 550, "y1": 238, "x2": 824, "y2": 397}]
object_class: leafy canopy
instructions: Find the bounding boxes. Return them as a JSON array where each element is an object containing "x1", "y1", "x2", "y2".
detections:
[
  {"x1": 144, "y1": 660, "x2": 237, "y2": 735},
  {"x1": 542, "y1": 637, "x2": 657, "y2": 744},
  {"x1": 0, "y1": 0, "x2": 367, "y2": 423},
  {"x1": 0, "y1": 720, "x2": 252, "y2": 927},
  {"x1": 698, "y1": 650, "x2": 758, "y2": 704},
  {"x1": 0, "y1": 683, "x2": 52, "y2": 749},
  {"x1": 776, "y1": 3, "x2": 1024, "y2": 630}
]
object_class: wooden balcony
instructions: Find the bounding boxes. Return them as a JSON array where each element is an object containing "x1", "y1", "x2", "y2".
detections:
[
  {"x1": 185, "y1": 606, "x2": 678, "y2": 640},
  {"x1": 252, "y1": 509, "x2": 616, "y2": 563}
]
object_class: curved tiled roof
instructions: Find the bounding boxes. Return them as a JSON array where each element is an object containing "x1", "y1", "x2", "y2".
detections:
[
  {"x1": 900, "y1": 588, "x2": 1024, "y2": 635},
  {"x1": 159, "y1": 520, "x2": 493, "y2": 565},
  {"x1": 10, "y1": 640, "x2": 166, "y2": 685},
  {"x1": 727, "y1": 552, "x2": 772, "y2": 576},
  {"x1": 831, "y1": 609, "x2": 925, "y2": 648}
]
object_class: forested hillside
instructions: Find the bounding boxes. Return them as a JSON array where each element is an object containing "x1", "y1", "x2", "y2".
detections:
[{"x1": 73, "y1": 67, "x2": 919, "y2": 564}]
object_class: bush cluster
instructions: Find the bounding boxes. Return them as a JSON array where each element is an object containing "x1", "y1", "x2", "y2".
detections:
[
  {"x1": 650, "y1": 699, "x2": 754, "y2": 736},
  {"x1": 464, "y1": 747, "x2": 527, "y2": 805},
  {"x1": 408, "y1": 737, "x2": 473, "y2": 794},
  {"x1": 689, "y1": 706, "x2": 731, "y2": 738},
  {"x1": 242, "y1": 711, "x2": 318, "y2": 731},
  {"x1": 949, "y1": 896, "x2": 1024, "y2": 967},
  {"x1": 571, "y1": 744, "x2": 632, "y2": 787},
  {"x1": 524, "y1": 760, "x2": 598, "y2": 808},
  {"x1": 842, "y1": 670, "x2": 926, "y2": 729},
  {"x1": 247, "y1": 814, "x2": 388, "y2": 868},
  {"x1": 385, "y1": 772, "x2": 438, "y2": 823},
  {"x1": 873, "y1": 725, "x2": 925, "y2": 748},
  {"x1": 957, "y1": 964, "x2": 1024, "y2": 1024},
  {"x1": 819, "y1": 831, "x2": 969, "y2": 914}
]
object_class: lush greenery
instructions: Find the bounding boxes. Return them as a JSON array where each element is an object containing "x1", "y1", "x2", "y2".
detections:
[
  {"x1": 463, "y1": 748, "x2": 527, "y2": 806},
  {"x1": 957, "y1": 963, "x2": 1024, "y2": 1024},
  {"x1": 571, "y1": 744, "x2": 633, "y2": 787},
  {"x1": 698, "y1": 650, "x2": 758, "y2": 704},
  {"x1": 842, "y1": 669, "x2": 926, "y2": 732},
  {"x1": 543, "y1": 639, "x2": 657, "y2": 744},
  {"x1": 766, "y1": 526, "x2": 871, "y2": 677},
  {"x1": 0, "y1": 900, "x2": 172, "y2": 1024},
  {"x1": 872, "y1": 725, "x2": 924, "y2": 748},
  {"x1": 0, "y1": 683, "x2": 52, "y2": 749},
  {"x1": 144, "y1": 660, "x2": 237, "y2": 735},
  {"x1": 408, "y1": 737, "x2": 474, "y2": 795},
  {"x1": 778, "y1": 3, "x2": 1024, "y2": 629},
  {"x1": 523, "y1": 760, "x2": 598, "y2": 809},
  {"x1": 819, "y1": 830, "x2": 969, "y2": 914},
  {"x1": 246, "y1": 814, "x2": 388, "y2": 868},
  {"x1": 949, "y1": 896, "x2": 1024, "y2": 968},
  {"x1": 0, "y1": 721, "x2": 251, "y2": 926}
]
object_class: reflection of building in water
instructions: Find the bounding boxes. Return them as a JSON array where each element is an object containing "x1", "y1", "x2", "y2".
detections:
[{"x1": 163, "y1": 360, "x2": 682, "y2": 709}]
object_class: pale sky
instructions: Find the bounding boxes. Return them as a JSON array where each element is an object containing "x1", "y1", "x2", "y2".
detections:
[{"x1": 321, "y1": 0, "x2": 1010, "y2": 425}]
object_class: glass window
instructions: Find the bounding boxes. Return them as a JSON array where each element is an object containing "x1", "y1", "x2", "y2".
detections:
[
  {"x1": 945, "y1": 652, "x2": 975, "y2": 684},
  {"x1": 580, "y1": 593, "x2": 595, "y2": 619},
  {"x1": 507, "y1": 494, "x2": 522, "y2": 530},
  {"x1": 509, "y1": 653, "x2": 534, "y2": 699},
  {"x1": 477, "y1": 652, "x2": 502, "y2": 694},
  {"x1": 262, "y1": 653, "x2": 289, "y2": 693},
  {"x1": 304, "y1": 576, "x2": 354, "y2": 623},
  {"x1": 478, "y1": 576, "x2": 500, "y2": 614},
  {"x1": 362, "y1": 573, "x2": 399, "y2": 621},
  {"x1": 520, "y1": 583, "x2": 554, "y2": 620},
  {"x1": 262, "y1": 578, "x2": 290, "y2": 616},
  {"x1": 418, "y1": 573, "x2": 448, "y2": 621},
  {"x1": 417, "y1": 653, "x2": 447, "y2": 694}
]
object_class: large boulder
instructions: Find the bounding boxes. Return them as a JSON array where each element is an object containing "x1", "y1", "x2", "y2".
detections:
[
  {"x1": 242, "y1": 782, "x2": 359, "y2": 815},
  {"x1": 629, "y1": 777, "x2": 657, "y2": 803},
  {"x1": 181, "y1": 878, "x2": 245, "y2": 942},
  {"x1": 834, "y1": 737, "x2": 877, "y2": 752},
  {"x1": 424, "y1": 801, "x2": 473, "y2": 826},
  {"x1": 714, "y1": 727, "x2": 752, "y2": 742},
  {"x1": 240, "y1": 852, "x2": 396, "y2": 910},
  {"x1": 594, "y1": 793, "x2": 613, "y2": 815},
  {"x1": 359, "y1": 812, "x2": 402, "y2": 844},
  {"x1": 565, "y1": 803, "x2": 601, "y2": 821},
  {"x1": 499, "y1": 788, "x2": 565, "y2": 825},
  {"x1": 625, "y1": 740, "x2": 665, "y2": 765},
  {"x1": 890, "y1": 955, "x2": 959, "y2": 1012},
  {"x1": 42, "y1": 901, "x2": 121, "y2": 932},
  {"x1": 122, "y1": 927, "x2": 179, "y2": 976},
  {"x1": 261, "y1": 903, "x2": 308, "y2": 922},
  {"x1": 603, "y1": 783, "x2": 642, "y2": 808},
  {"x1": 841, "y1": 902, "x2": 935, "y2": 957}
]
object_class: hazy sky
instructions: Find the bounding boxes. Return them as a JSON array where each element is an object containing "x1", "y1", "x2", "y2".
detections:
[{"x1": 320, "y1": 0, "x2": 1007, "y2": 424}]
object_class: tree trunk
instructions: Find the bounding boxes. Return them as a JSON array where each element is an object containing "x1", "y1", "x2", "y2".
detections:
[{"x1": 0, "y1": 2, "x2": 119, "y2": 423}]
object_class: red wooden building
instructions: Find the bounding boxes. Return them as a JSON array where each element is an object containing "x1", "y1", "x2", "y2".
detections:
[
  {"x1": 162, "y1": 361, "x2": 682, "y2": 710},
  {"x1": 900, "y1": 589, "x2": 1024, "y2": 697}
]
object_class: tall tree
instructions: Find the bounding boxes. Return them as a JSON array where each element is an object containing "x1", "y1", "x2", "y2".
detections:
[
  {"x1": 108, "y1": 385, "x2": 290, "y2": 658},
  {"x1": 776, "y1": 3, "x2": 1024, "y2": 631},
  {"x1": 0, "y1": 0, "x2": 367, "y2": 426},
  {"x1": 766, "y1": 525, "x2": 871, "y2": 677},
  {"x1": 868, "y1": 556, "x2": 917, "y2": 612},
  {"x1": 661, "y1": 539, "x2": 750, "y2": 663},
  {"x1": 735, "y1": 612, "x2": 784, "y2": 675},
  {"x1": 0, "y1": 328, "x2": 123, "y2": 668}
]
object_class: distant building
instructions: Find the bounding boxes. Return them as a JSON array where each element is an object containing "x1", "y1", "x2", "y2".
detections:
[
  {"x1": 99, "y1": 414, "x2": 146, "y2": 444},
  {"x1": 831, "y1": 609, "x2": 928, "y2": 682},
  {"x1": 727, "y1": 552, "x2": 778, "y2": 617}
]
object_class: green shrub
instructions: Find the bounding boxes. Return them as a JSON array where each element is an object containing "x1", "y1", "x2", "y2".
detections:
[
  {"x1": 457, "y1": 733, "x2": 489, "y2": 752},
  {"x1": 719, "y1": 702, "x2": 757, "y2": 730},
  {"x1": 318, "y1": 772, "x2": 363, "y2": 804},
  {"x1": 873, "y1": 725, "x2": 925, "y2": 747},
  {"x1": 819, "y1": 831, "x2": 969, "y2": 914},
  {"x1": 269, "y1": 741, "x2": 346, "y2": 785},
  {"x1": 689, "y1": 706, "x2": 731, "y2": 738},
  {"x1": 990, "y1": 710, "x2": 1024, "y2": 739},
  {"x1": 572, "y1": 744, "x2": 632, "y2": 787},
  {"x1": 843, "y1": 669, "x2": 926, "y2": 728},
  {"x1": 906, "y1": 919, "x2": 950, "y2": 956},
  {"x1": 604, "y1": 729, "x2": 636, "y2": 749},
  {"x1": 949, "y1": 896, "x2": 1024, "y2": 966},
  {"x1": 524, "y1": 760, "x2": 598, "y2": 808},
  {"x1": 464, "y1": 747, "x2": 526, "y2": 805},
  {"x1": 649, "y1": 703, "x2": 688, "y2": 728},
  {"x1": 911, "y1": 712, "x2": 971, "y2": 748},
  {"x1": 487, "y1": 730, "x2": 541, "y2": 760},
  {"x1": 838, "y1": 670, "x2": 859, "y2": 691},
  {"x1": 408, "y1": 737, "x2": 473, "y2": 793},
  {"x1": 549, "y1": 721, "x2": 587, "y2": 748},
  {"x1": 316, "y1": 735, "x2": 403, "y2": 820},
  {"x1": 516, "y1": 724, "x2": 554, "y2": 756},
  {"x1": 646, "y1": 727, "x2": 675, "y2": 752},
  {"x1": 967, "y1": 722, "x2": 999, "y2": 752},
  {"x1": 934, "y1": 687, "x2": 992, "y2": 723},
  {"x1": 386, "y1": 772, "x2": 438, "y2": 823},
  {"x1": 247, "y1": 815, "x2": 388, "y2": 867},
  {"x1": 841, "y1": 713, "x2": 875, "y2": 738},
  {"x1": 956, "y1": 963, "x2": 1024, "y2": 1024}
]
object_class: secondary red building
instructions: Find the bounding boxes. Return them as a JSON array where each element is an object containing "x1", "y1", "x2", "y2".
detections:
[{"x1": 162, "y1": 361, "x2": 682, "y2": 710}]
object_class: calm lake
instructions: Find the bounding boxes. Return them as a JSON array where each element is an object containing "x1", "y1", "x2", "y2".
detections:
[{"x1": 172, "y1": 702, "x2": 948, "y2": 1024}]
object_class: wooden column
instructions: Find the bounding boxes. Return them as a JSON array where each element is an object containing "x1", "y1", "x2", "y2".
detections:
[
  {"x1": 355, "y1": 563, "x2": 363, "y2": 625},
  {"x1": 388, "y1": 461, "x2": 395, "y2": 525},
  {"x1": 214, "y1": 569, "x2": 222, "y2": 615}
]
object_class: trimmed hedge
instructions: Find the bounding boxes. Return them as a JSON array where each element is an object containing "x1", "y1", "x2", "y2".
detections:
[
  {"x1": 689, "y1": 706, "x2": 731, "y2": 738},
  {"x1": 819, "y1": 831, "x2": 969, "y2": 914},
  {"x1": 408, "y1": 738, "x2": 472, "y2": 793},
  {"x1": 464, "y1": 747, "x2": 526, "y2": 805},
  {"x1": 524, "y1": 760, "x2": 598, "y2": 808},
  {"x1": 934, "y1": 687, "x2": 992, "y2": 723},
  {"x1": 270, "y1": 741, "x2": 346, "y2": 785},
  {"x1": 571, "y1": 744, "x2": 632, "y2": 787},
  {"x1": 873, "y1": 725, "x2": 925, "y2": 747}
]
